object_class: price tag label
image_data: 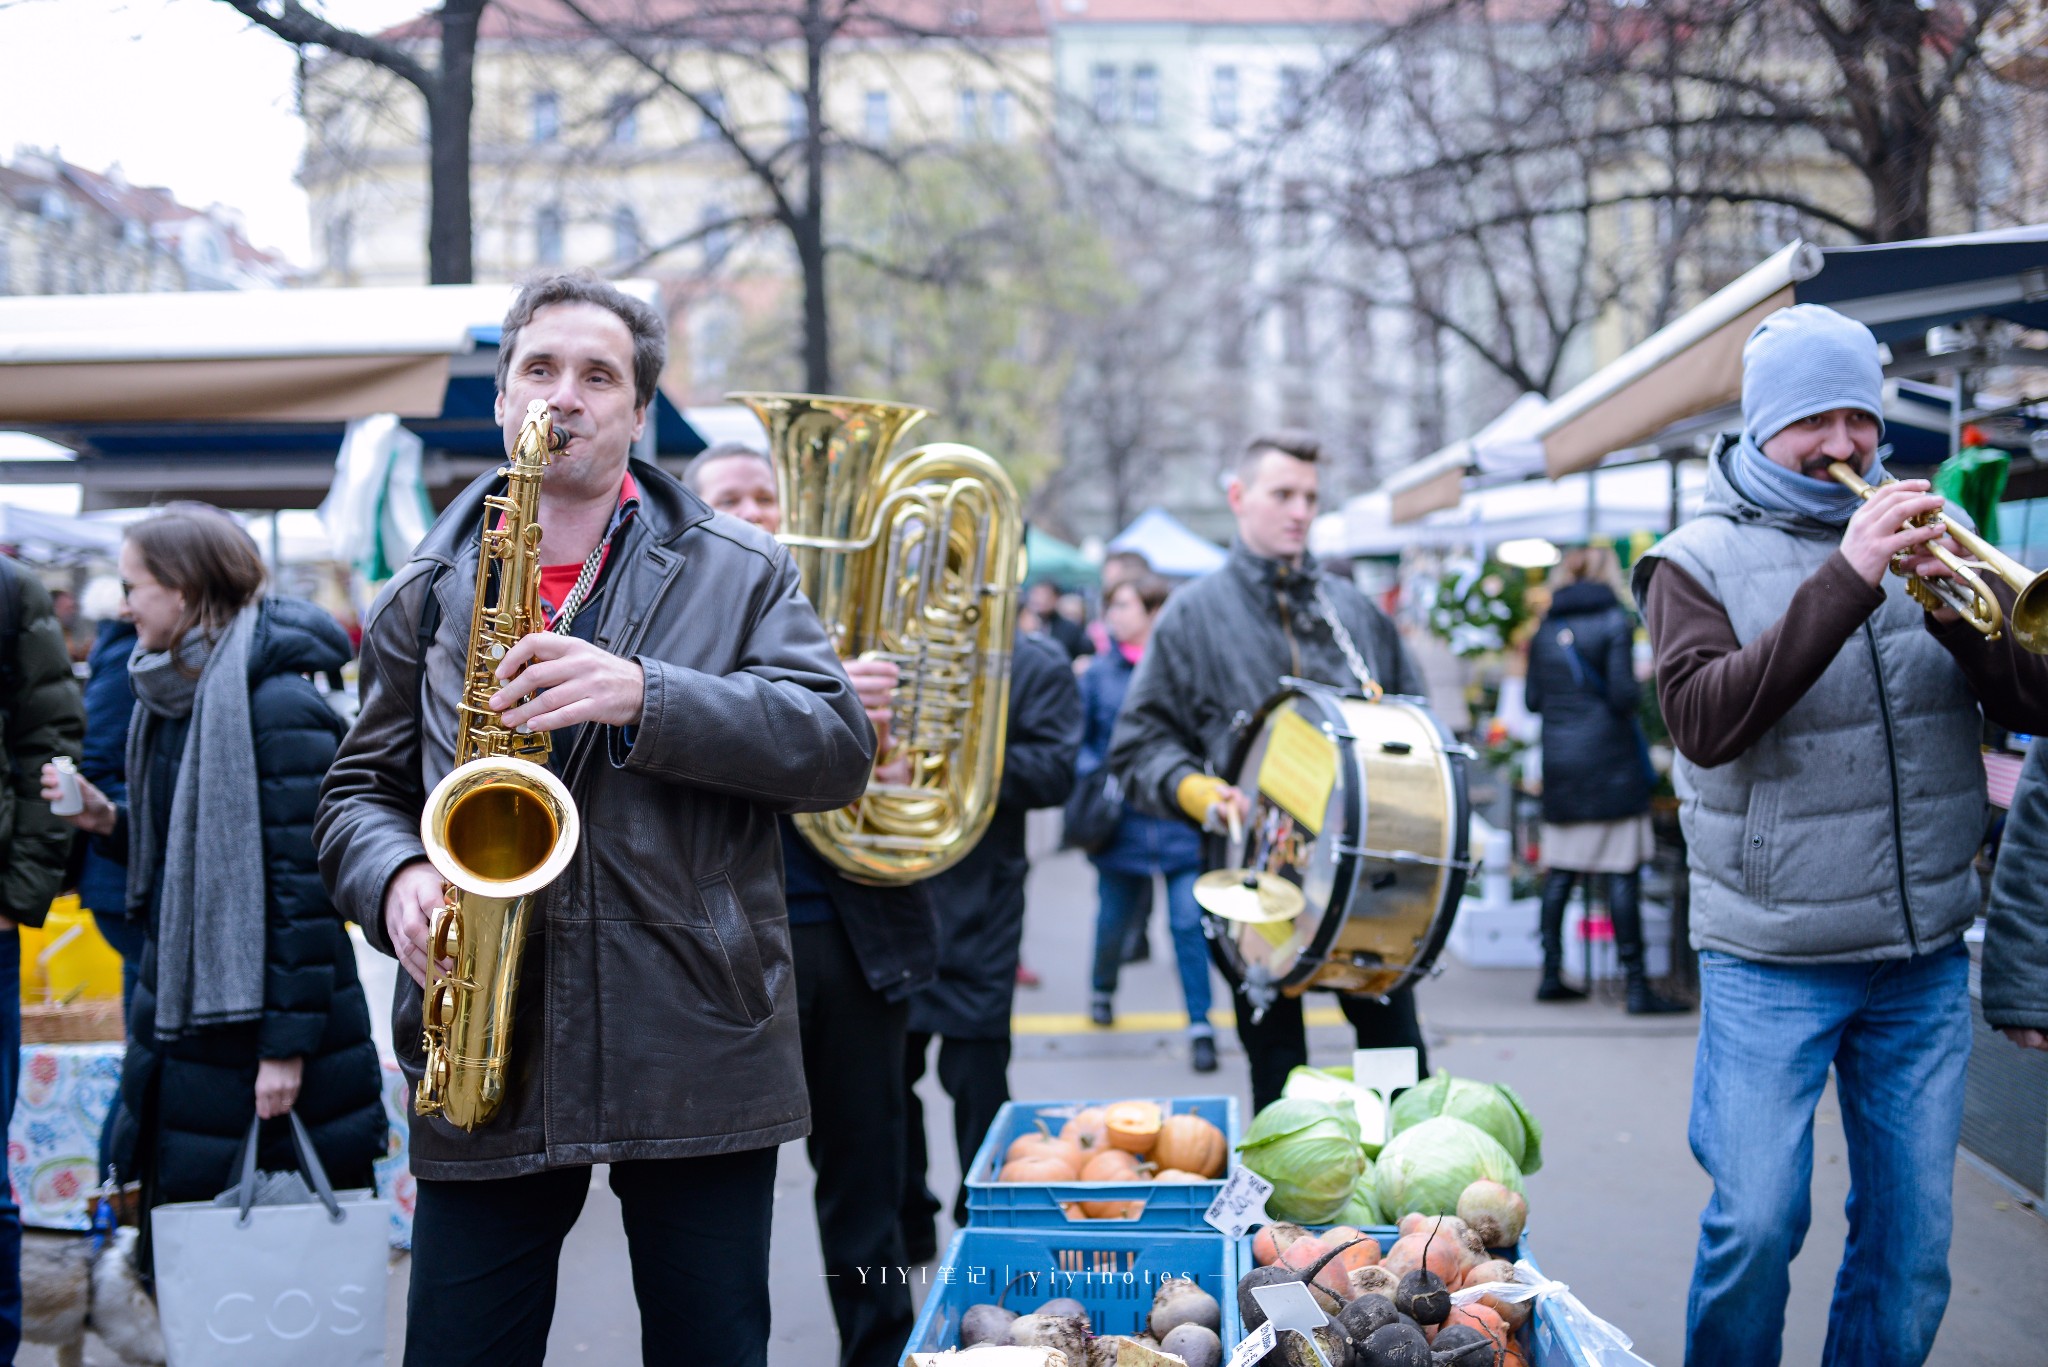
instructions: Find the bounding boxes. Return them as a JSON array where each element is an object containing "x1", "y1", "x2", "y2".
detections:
[
  {"x1": 1204, "y1": 1165, "x2": 1274, "y2": 1239},
  {"x1": 1249, "y1": 1282, "x2": 1335, "y2": 1367},
  {"x1": 1225, "y1": 1322, "x2": 1278, "y2": 1367}
]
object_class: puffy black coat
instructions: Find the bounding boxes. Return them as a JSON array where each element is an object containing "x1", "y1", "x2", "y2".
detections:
[
  {"x1": 113, "y1": 598, "x2": 384, "y2": 1203},
  {"x1": 76, "y1": 620, "x2": 135, "y2": 921},
  {"x1": 907, "y1": 633, "x2": 1082, "y2": 1039},
  {"x1": 1524, "y1": 581, "x2": 1651, "y2": 824}
]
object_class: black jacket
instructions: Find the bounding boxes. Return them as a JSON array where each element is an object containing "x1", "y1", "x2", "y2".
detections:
[
  {"x1": 316, "y1": 460, "x2": 874, "y2": 1180},
  {"x1": 1524, "y1": 582, "x2": 1651, "y2": 825},
  {"x1": 113, "y1": 598, "x2": 384, "y2": 1204},
  {"x1": 1985, "y1": 743, "x2": 2048, "y2": 1034},
  {"x1": 907, "y1": 633, "x2": 1081, "y2": 1039},
  {"x1": 0, "y1": 556, "x2": 84, "y2": 929},
  {"x1": 1107, "y1": 543, "x2": 1425, "y2": 821},
  {"x1": 783, "y1": 829, "x2": 937, "y2": 1003}
]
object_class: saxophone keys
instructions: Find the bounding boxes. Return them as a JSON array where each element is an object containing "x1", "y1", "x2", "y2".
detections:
[
  {"x1": 430, "y1": 906, "x2": 463, "y2": 963},
  {"x1": 425, "y1": 981, "x2": 460, "y2": 1030}
]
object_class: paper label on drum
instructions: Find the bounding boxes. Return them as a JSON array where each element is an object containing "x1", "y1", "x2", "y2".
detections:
[{"x1": 1257, "y1": 707, "x2": 1338, "y2": 836}]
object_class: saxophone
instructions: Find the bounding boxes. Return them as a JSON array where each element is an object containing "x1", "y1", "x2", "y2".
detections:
[
  {"x1": 729, "y1": 392, "x2": 1024, "y2": 885},
  {"x1": 415, "y1": 400, "x2": 581, "y2": 1130}
]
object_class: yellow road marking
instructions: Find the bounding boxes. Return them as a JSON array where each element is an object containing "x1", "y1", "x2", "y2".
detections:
[{"x1": 1011, "y1": 1007, "x2": 1348, "y2": 1036}]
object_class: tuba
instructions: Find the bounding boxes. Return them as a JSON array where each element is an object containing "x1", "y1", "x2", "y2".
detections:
[
  {"x1": 730, "y1": 392, "x2": 1024, "y2": 884},
  {"x1": 415, "y1": 400, "x2": 581, "y2": 1130}
]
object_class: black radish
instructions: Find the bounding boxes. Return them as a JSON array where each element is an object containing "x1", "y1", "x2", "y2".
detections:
[
  {"x1": 1395, "y1": 1269, "x2": 1450, "y2": 1326},
  {"x1": 1336, "y1": 1292, "x2": 1400, "y2": 1344},
  {"x1": 1355, "y1": 1320, "x2": 1430, "y2": 1367}
]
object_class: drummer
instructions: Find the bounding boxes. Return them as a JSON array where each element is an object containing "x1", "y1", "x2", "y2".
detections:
[{"x1": 1106, "y1": 430, "x2": 1432, "y2": 1111}]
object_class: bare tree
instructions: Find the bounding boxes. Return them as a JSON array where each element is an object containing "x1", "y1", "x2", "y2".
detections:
[
  {"x1": 559, "y1": 0, "x2": 1050, "y2": 393},
  {"x1": 218, "y1": 0, "x2": 487, "y2": 283}
]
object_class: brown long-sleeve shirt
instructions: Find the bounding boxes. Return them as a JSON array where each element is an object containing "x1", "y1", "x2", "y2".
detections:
[{"x1": 1641, "y1": 551, "x2": 2048, "y2": 768}]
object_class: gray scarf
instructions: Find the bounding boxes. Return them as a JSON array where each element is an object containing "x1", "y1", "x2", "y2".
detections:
[{"x1": 126, "y1": 603, "x2": 267, "y2": 1041}]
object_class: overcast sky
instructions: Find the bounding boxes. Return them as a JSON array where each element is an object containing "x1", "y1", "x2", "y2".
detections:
[{"x1": 0, "y1": 0, "x2": 429, "y2": 267}]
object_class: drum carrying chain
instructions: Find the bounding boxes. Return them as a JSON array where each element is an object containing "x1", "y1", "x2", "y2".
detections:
[{"x1": 1313, "y1": 583, "x2": 1384, "y2": 703}]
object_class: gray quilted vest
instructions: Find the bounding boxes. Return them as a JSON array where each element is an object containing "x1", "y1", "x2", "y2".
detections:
[{"x1": 1633, "y1": 449, "x2": 1985, "y2": 964}]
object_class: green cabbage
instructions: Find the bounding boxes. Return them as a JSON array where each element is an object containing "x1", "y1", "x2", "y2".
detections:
[
  {"x1": 1238, "y1": 1098, "x2": 1365, "y2": 1224},
  {"x1": 1282, "y1": 1065, "x2": 1388, "y2": 1156},
  {"x1": 1388, "y1": 1073, "x2": 1544, "y2": 1174},
  {"x1": 1331, "y1": 1168, "x2": 1384, "y2": 1227},
  {"x1": 1370, "y1": 1116, "x2": 1524, "y2": 1219}
]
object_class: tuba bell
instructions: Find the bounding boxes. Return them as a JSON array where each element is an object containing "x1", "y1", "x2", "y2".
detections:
[{"x1": 729, "y1": 392, "x2": 1024, "y2": 885}]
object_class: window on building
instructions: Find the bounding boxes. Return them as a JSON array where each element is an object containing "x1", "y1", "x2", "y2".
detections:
[
  {"x1": 1281, "y1": 181, "x2": 1309, "y2": 248},
  {"x1": 608, "y1": 94, "x2": 638, "y2": 146},
  {"x1": 1091, "y1": 63, "x2": 1120, "y2": 123},
  {"x1": 1211, "y1": 65, "x2": 1239, "y2": 128},
  {"x1": 990, "y1": 89, "x2": 1013, "y2": 142},
  {"x1": 702, "y1": 204, "x2": 732, "y2": 268},
  {"x1": 1281, "y1": 290, "x2": 1310, "y2": 365},
  {"x1": 698, "y1": 91, "x2": 726, "y2": 141},
  {"x1": 0, "y1": 240, "x2": 12, "y2": 293},
  {"x1": 865, "y1": 90, "x2": 891, "y2": 144},
  {"x1": 532, "y1": 90, "x2": 560, "y2": 144},
  {"x1": 612, "y1": 205, "x2": 640, "y2": 264},
  {"x1": 326, "y1": 213, "x2": 354, "y2": 278},
  {"x1": 1213, "y1": 178, "x2": 1244, "y2": 243},
  {"x1": 1278, "y1": 66, "x2": 1308, "y2": 123},
  {"x1": 1131, "y1": 65, "x2": 1159, "y2": 127},
  {"x1": 788, "y1": 90, "x2": 809, "y2": 141},
  {"x1": 536, "y1": 204, "x2": 565, "y2": 265},
  {"x1": 958, "y1": 88, "x2": 981, "y2": 139}
]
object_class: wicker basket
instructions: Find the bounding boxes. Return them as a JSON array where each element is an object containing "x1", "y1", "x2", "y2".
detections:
[{"x1": 20, "y1": 998, "x2": 125, "y2": 1044}]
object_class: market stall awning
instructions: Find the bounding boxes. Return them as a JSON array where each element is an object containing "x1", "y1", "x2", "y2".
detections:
[
  {"x1": 1389, "y1": 224, "x2": 2048, "y2": 521},
  {"x1": 0, "y1": 282, "x2": 708, "y2": 510},
  {"x1": 1106, "y1": 507, "x2": 1228, "y2": 578}
]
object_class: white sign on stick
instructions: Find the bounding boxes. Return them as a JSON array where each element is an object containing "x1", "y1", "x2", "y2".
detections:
[
  {"x1": 1248, "y1": 1282, "x2": 1335, "y2": 1367},
  {"x1": 1203, "y1": 1166, "x2": 1274, "y2": 1240},
  {"x1": 1353, "y1": 1045, "x2": 1420, "y2": 1101}
]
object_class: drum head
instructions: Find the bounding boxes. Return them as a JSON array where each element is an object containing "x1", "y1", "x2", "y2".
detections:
[{"x1": 1207, "y1": 685, "x2": 1470, "y2": 1000}]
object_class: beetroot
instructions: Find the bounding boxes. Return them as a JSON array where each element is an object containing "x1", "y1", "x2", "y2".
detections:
[{"x1": 1455, "y1": 1180, "x2": 1528, "y2": 1250}]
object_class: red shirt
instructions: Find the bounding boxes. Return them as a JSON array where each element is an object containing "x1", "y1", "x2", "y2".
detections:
[{"x1": 537, "y1": 471, "x2": 639, "y2": 627}]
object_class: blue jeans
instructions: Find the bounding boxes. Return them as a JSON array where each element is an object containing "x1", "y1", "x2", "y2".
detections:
[
  {"x1": 0, "y1": 931, "x2": 20, "y2": 1364},
  {"x1": 1685, "y1": 943, "x2": 1970, "y2": 1367},
  {"x1": 1091, "y1": 868, "x2": 1213, "y2": 1031}
]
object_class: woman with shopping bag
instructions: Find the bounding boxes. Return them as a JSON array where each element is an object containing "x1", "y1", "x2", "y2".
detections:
[{"x1": 41, "y1": 504, "x2": 385, "y2": 1275}]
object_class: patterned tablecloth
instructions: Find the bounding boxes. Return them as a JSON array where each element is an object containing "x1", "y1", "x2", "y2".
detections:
[
  {"x1": 374, "y1": 1060, "x2": 417, "y2": 1249},
  {"x1": 9, "y1": 1041, "x2": 121, "y2": 1232}
]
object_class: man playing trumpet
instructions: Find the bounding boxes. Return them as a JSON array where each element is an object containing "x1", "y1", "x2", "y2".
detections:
[{"x1": 1634, "y1": 303, "x2": 2045, "y2": 1366}]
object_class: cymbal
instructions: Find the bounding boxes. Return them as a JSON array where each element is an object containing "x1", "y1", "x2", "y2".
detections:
[{"x1": 1194, "y1": 869, "x2": 1306, "y2": 924}]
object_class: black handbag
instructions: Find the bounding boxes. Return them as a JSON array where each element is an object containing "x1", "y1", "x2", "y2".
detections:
[{"x1": 1061, "y1": 766, "x2": 1125, "y2": 853}]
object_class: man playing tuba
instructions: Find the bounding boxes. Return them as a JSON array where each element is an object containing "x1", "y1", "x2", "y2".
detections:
[{"x1": 316, "y1": 273, "x2": 874, "y2": 1367}]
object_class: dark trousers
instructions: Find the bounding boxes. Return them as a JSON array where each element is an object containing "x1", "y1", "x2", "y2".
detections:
[
  {"x1": 902, "y1": 1031, "x2": 1010, "y2": 1233},
  {"x1": 1539, "y1": 867, "x2": 1649, "y2": 975},
  {"x1": 793, "y1": 921, "x2": 915, "y2": 1367},
  {"x1": 94, "y1": 911, "x2": 145, "y2": 1181},
  {"x1": 403, "y1": 1148, "x2": 777, "y2": 1367},
  {"x1": 1235, "y1": 982, "x2": 1428, "y2": 1113},
  {"x1": 0, "y1": 932, "x2": 20, "y2": 1364}
]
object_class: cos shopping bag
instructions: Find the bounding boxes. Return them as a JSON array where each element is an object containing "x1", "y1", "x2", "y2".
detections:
[{"x1": 151, "y1": 1112, "x2": 390, "y2": 1367}]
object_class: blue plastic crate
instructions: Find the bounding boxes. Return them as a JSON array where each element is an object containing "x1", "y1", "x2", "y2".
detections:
[
  {"x1": 1221, "y1": 1222, "x2": 1608, "y2": 1367},
  {"x1": 902, "y1": 1226, "x2": 1240, "y2": 1357},
  {"x1": 963, "y1": 1095, "x2": 1240, "y2": 1231}
]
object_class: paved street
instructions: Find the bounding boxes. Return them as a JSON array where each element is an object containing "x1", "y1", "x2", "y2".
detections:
[{"x1": 25, "y1": 834, "x2": 2046, "y2": 1365}]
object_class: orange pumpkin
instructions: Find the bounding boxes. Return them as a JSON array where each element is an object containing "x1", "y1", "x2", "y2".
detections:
[
  {"x1": 1060, "y1": 1107, "x2": 1110, "y2": 1154},
  {"x1": 1104, "y1": 1100, "x2": 1164, "y2": 1154},
  {"x1": 1077, "y1": 1198, "x2": 1145, "y2": 1219},
  {"x1": 1151, "y1": 1113, "x2": 1226, "y2": 1177},
  {"x1": 1079, "y1": 1148, "x2": 1146, "y2": 1183},
  {"x1": 1005, "y1": 1122, "x2": 1081, "y2": 1170},
  {"x1": 1151, "y1": 1168, "x2": 1207, "y2": 1183},
  {"x1": 999, "y1": 1154, "x2": 1078, "y2": 1183}
]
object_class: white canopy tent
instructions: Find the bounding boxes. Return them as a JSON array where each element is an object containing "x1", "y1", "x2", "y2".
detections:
[
  {"x1": 1106, "y1": 507, "x2": 1229, "y2": 578},
  {"x1": 1328, "y1": 462, "x2": 1708, "y2": 558}
]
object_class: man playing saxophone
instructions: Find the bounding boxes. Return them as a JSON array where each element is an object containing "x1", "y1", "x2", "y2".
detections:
[
  {"x1": 315, "y1": 272, "x2": 874, "y2": 1367},
  {"x1": 1633, "y1": 303, "x2": 2046, "y2": 1366}
]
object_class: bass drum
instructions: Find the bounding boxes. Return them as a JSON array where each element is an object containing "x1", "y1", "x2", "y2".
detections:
[{"x1": 1207, "y1": 683, "x2": 1472, "y2": 1001}]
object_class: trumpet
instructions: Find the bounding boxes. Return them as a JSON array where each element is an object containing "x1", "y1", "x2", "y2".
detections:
[{"x1": 1828, "y1": 461, "x2": 2048, "y2": 654}]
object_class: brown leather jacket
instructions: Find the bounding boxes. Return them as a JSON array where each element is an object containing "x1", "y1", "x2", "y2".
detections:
[{"x1": 314, "y1": 461, "x2": 874, "y2": 1180}]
